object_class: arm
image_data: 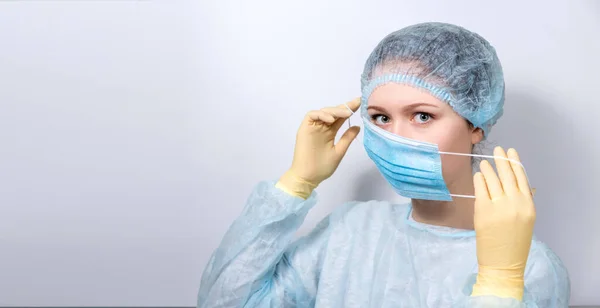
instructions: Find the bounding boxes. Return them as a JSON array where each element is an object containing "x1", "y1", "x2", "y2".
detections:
[
  {"x1": 198, "y1": 181, "x2": 332, "y2": 308},
  {"x1": 465, "y1": 242, "x2": 570, "y2": 308},
  {"x1": 468, "y1": 148, "x2": 569, "y2": 307},
  {"x1": 199, "y1": 98, "x2": 361, "y2": 307}
]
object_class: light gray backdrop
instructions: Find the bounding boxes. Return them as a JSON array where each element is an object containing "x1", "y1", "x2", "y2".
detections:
[{"x1": 0, "y1": 0, "x2": 598, "y2": 306}]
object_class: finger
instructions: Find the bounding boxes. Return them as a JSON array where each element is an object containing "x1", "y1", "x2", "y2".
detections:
[
  {"x1": 337, "y1": 97, "x2": 361, "y2": 113},
  {"x1": 319, "y1": 106, "x2": 354, "y2": 131},
  {"x1": 479, "y1": 159, "x2": 504, "y2": 200},
  {"x1": 335, "y1": 126, "x2": 361, "y2": 157},
  {"x1": 493, "y1": 146, "x2": 519, "y2": 195},
  {"x1": 321, "y1": 106, "x2": 353, "y2": 119},
  {"x1": 531, "y1": 188, "x2": 536, "y2": 197},
  {"x1": 331, "y1": 116, "x2": 350, "y2": 132},
  {"x1": 306, "y1": 110, "x2": 336, "y2": 124},
  {"x1": 473, "y1": 172, "x2": 491, "y2": 201},
  {"x1": 506, "y1": 148, "x2": 532, "y2": 196}
]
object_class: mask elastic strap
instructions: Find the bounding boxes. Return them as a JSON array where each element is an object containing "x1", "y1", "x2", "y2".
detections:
[
  {"x1": 344, "y1": 102, "x2": 366, "y2": 143},
  {"x1": 344, "y1": 103, "x2": 355, "y2": 127},
  {"x1": 438, "y1": 151, "x2": 534, "y2": 199},
  {"x1": 449, "y1": 193, "x2": 476, "y2": 199}
]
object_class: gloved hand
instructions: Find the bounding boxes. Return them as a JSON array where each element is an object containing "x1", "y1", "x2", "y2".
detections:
[
  {"x1": 276, "y1": 98, "x2": 362, "y2": 199},
  {"x1": 471, "y1": 147, "x2": 536, "y2": 301}
]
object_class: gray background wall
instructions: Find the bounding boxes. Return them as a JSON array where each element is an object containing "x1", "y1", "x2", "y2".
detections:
[{"x1": 0, "y1": 0, "x2": 598, "y2": 306}]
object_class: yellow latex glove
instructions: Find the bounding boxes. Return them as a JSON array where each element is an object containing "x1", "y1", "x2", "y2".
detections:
[
  {"x1": 471, "y1": 147, "x2": 536, "y2": 301},
  {"x1": 276, "y1": 98, "x2": 361, "y2": 199}
]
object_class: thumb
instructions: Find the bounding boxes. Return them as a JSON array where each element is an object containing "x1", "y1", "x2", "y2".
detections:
[
  {"x1": 473, "y1": 172, "x2": 490, "y2": 202},
  {"x1": 335, "y1": 126, "x2": 361, "y2": 157}
]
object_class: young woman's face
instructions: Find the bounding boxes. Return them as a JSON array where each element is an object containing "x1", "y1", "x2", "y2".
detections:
[{"x1": 366, "y1": 83, "x2": 483, "y2": 185}]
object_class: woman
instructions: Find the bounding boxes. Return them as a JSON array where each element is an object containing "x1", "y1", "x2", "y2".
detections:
[{"x1": 198, "y1": 22, "x2": 570, "y2": 307}]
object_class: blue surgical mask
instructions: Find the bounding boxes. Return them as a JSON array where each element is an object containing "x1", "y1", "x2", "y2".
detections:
[{"x1": 360, "y1": 118, "x2": 530, "y2": 201}]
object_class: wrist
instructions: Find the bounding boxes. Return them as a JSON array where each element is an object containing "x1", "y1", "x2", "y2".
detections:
[
  {"x1": 275, "y1": 170, "x2": 317, "y2": 199},
  {"x1": 471, "y1": 269, "x2": 525, "y2": 301}
]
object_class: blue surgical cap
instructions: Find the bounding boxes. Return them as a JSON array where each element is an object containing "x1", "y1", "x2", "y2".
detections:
[{"x1": 360, "y1": 22, "x2": 505, "y2": 137}]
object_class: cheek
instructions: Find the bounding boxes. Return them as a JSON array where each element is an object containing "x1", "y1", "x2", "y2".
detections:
[
  {"x1": 433, "y1": 122, "x2": 474, "y2": 179},
  {"x1": 419, "y1": 119, "x2": 472, "y2": 153},
  {"x1": 441, "y1": 154, "x2": 472, "y2": 181}
]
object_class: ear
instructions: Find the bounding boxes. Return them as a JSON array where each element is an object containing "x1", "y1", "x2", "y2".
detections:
[{"x1": 471, "y1": 127, "x2": 484, "y2": 145}]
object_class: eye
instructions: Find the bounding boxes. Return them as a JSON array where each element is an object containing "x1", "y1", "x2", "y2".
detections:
[
  {"x1": 412, "y1": 112, "x2": 433, "y2": 124},
  {"x1": 371, "y1": 114, "x2": 391, "y2": 125}
]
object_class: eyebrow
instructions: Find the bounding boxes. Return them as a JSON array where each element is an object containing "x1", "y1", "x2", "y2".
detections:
[{"x1": 367, "y1": 102, "x2": 439, "y2": 112}]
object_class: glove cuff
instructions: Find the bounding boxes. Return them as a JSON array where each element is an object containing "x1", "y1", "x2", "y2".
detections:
[
  {"x1": 275, "y1": 171, "x2": 317, "y2": 199},
  {"x1": 471, "y1": 270, "x2": 525, "y2": 301}
]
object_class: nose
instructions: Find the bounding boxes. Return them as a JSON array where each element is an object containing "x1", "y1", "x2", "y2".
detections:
[{"x1": 389, "y1": 121, "x2": 413, "y2": 139}]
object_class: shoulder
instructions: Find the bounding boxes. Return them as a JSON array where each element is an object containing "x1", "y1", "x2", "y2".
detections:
[
  {"x1": 527, "y1": 239, "x2": 570, "y2": 281},
  {"x1": 523, "y1": 239, "x2": 571, "y2": 306}
]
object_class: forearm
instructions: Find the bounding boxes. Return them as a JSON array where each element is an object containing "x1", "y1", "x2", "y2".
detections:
[{"x1": 198, "y1": 181, "x2": 317, "y2": 307}]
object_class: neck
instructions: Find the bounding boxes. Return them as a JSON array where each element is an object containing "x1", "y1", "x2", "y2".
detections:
[{"x1": 410, "y1": 168, "x2": 476, "y2": 230}]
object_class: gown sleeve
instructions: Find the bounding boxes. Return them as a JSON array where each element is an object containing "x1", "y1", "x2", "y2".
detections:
[{"x1": 198, "y1": 181, "x2": 343, "y2": 308}]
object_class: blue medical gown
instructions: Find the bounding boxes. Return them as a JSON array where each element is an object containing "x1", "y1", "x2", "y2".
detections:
[{"x1": 198, "y1": 181, "x2": 570, "y2": 307}]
